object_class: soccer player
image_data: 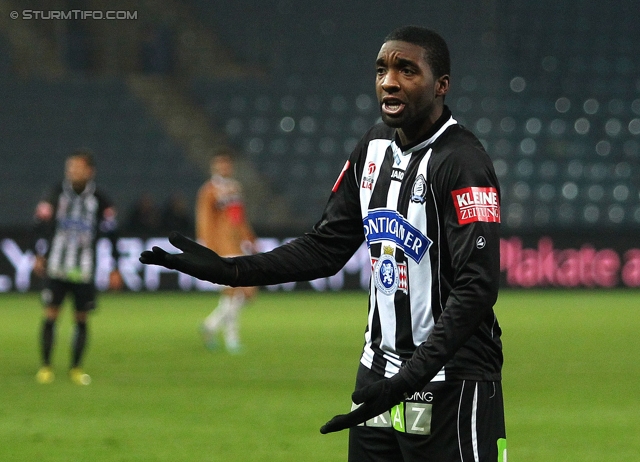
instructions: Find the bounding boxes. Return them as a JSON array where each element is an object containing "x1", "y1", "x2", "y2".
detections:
[
  {"x1": 141, "y1": 26, "x2": 506, "y2": 461},
  {"x1": 196, "y1": 153, "x2": 257, "y2": 353},
  {"x1": 33, "y1": 150, "x2": 122, "y2": 385}
]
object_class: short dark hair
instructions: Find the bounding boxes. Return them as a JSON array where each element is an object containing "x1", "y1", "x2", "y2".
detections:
[
  {"x1": 384, "y1": 26, "x2": 450, "y2": 78},
  {"x1": 69, "y1": 148, "x2": 95, "y2": 168}
]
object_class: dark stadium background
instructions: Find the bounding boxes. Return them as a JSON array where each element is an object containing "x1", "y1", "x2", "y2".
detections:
[{"x1": 1, "y1": 0, "x2": 639, "y2": 290}]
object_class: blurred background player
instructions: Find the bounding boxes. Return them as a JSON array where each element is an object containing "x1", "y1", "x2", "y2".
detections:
[
  {"x1": 196, "y1": 153, "x2": 256, "y2": 353},
  {"x1": 33, "y1": 149, "x2": 122, "y2": 385}
]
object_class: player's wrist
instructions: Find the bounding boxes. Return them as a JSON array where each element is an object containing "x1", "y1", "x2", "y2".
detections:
[
  {"x1": 394, "y1": 368, "x2": 421, "y2": 398},
  {"x1": 216, "y1": 257, "x2": 239, "y2": 286}
]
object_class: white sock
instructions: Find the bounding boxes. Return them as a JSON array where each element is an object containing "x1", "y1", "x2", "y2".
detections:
[
  {"x1": 203, "y1": 295, "x2": 232, "y2": 332},
  {"x1": 224, "y1": 291, "x2": 246, "y2": 349}
]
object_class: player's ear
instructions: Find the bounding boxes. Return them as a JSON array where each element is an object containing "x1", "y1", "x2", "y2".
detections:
[{"x1": 435, "y1": 75, "x2": 449, "y2": 97}]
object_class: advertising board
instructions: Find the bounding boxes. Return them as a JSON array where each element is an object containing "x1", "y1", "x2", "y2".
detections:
[{"x1": 1, "y1": 232, "x2": 639, "y2": 292}]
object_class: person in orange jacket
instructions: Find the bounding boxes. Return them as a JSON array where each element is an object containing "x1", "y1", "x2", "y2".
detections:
[{"x1": 196, "y1": 152, "x2": 257, "y2": 353}]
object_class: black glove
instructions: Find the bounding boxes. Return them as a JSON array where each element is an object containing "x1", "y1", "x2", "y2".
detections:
[
  {"x1": 320, "y1": 373, "x2": 412, "y2": 434},
  {"x1": 139, "y1": 232, "x2": 237, "y2": 286}
]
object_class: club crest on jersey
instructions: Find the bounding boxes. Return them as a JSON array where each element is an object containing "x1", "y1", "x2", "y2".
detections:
[
  {"x1": 371, "y1": 254, "x2": 407, "y2": 295},
  {"x1": 363, "y1": 209, "x2": 432, "y2": 263},
  {"x1": 372, "y1": 246, "x2": 406, "y2": 295},
  {"x1": 411, "y1": 174, "x2": 427, "y2": 203},
  {"x1": 452, "y1": 186, "x2": 501, "y2": 225},
  {"x1": 361, "y1": 161, "x2": 376, "y2": 190}
]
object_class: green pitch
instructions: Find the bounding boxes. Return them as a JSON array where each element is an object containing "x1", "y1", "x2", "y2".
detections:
[{"x1": 0, "y1": 290, "x2": 638, "y2": 461}]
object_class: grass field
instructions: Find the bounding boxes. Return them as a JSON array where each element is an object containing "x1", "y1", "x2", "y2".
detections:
[{"x1": 0, "y1": 289, "x2": 639, "y2": 461}]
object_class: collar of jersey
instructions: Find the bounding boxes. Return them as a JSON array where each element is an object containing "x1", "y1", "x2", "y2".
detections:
[
  {"x1": 63, "y1": 179, "x2": 96, "y2": 197},
  {"x1": 393, "y1": 106, "x2": 458, "y2": 156}
]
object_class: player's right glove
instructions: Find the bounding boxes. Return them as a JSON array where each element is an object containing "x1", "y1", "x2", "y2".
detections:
[{"x1": 139, "y1": 232, "x2": 238, "y2": 286}]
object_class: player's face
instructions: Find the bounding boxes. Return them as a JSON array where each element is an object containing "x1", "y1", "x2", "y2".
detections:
[
  {"x1": 65, "y1": 157, "x2": 94, "y2": 189},
  {"x1": 375, "y1": 40, "x2": 449, "y2": 145},
  {"x1": 213, "y1": 157, "x2": 233, "y2": 178}
]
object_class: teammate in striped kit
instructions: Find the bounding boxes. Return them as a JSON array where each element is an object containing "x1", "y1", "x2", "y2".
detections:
[
  {"x1": 141, "y1": 26, "x2": 506, "y2": 461},
  {"x1": 33, "y1": 150, "x2": 122, "y2": 385}
]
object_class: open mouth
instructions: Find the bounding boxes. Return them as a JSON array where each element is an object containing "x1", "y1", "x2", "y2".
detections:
[{"x1": 382, "y1": 99, "x2": 405, "y2": 116}]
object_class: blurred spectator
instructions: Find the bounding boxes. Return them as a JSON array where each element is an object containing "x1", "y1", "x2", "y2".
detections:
[
  {"x1": 125, "y1": 192, "x2": 160, "y2": 236},
  {"x1": 160, "y1": 192, "x2": 193, "y2": 236}
]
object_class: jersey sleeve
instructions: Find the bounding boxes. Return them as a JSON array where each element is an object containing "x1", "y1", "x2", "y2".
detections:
[
  {"x1": 33, "y1": 185, "x2": 60, "y2": 257},
  {"x1": 232, "y1": 141, "x2": 366, "y2": 286},
  {"x1": 400, "y1": 133, "x2": 502, "y2": 388}
]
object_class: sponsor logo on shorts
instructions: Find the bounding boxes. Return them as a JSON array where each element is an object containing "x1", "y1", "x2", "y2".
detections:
[{"x1": 355, "y1": 402, "x2": 432, "y2": 435}]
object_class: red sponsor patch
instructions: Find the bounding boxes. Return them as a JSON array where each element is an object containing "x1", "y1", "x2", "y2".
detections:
[
  {"x1": 452, "y1": 186, "x2": 500, "y2": 225},
  {"x1": 332, "y1": 160, "x2": 350, "y2": 192}
]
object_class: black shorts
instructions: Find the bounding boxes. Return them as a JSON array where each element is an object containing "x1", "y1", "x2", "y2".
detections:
[
  {"x1": 41, "y1": 278, "x2": 97, "y2": 312},
  {"x1": 348, "y1": 364, "x2": 507, "y2": 462}
]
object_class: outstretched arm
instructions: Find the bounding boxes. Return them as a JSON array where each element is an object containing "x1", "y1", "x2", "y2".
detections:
[
  {"x1": 139, "y1": 232, "x2": 239, "y2": 285},
  {"x1": 141, "y1": 148, "x2": 365, "y2": 287},
  {"x1": 139, "y1": 215, "x2": 365, "y2": 288}
]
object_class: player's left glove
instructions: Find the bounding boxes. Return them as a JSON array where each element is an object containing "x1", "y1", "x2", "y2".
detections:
[{"x1": 320, "y1": 373, "x2": 412, "y2": 434}]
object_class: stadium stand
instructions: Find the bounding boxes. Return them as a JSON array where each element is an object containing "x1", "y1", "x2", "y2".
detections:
[
  {"x1": 183, "y1": 1, "x2": 639, "y2": 231},
  {"x1": 189, "y1": 78, "x2": 379, "y2": 221},
  {"x1": 0, "y1": 0, "x2": 638, "y2": 234},
  {"x1": 0, "y1": 34, "x2": 10, "y2": 77},
  {"x1": 0, "y1": 77, "x2": 203, "y2": 229},
  {"x1": 489, "y1": 0, "x2": 640, "y2": 230},
  {"x1": 186, "y1": 0, "x2": 497, "y2": 226}
]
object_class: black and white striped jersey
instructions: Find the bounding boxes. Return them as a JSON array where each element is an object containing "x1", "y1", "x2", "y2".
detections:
[
  {"x1": 235, "y1": 106, "x2": 502, "y2": 387},
  {"x1": 35, "y1": 180, "x2": 118, "y2": 283}
]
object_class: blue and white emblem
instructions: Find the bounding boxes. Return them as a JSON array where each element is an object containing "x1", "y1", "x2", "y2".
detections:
[
  {"x1": 373, "y1": 253, "x2": 399, "y2": 295},
  {"x1": 363, "y1": 209, "x2": 432, "y2": 263}
]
